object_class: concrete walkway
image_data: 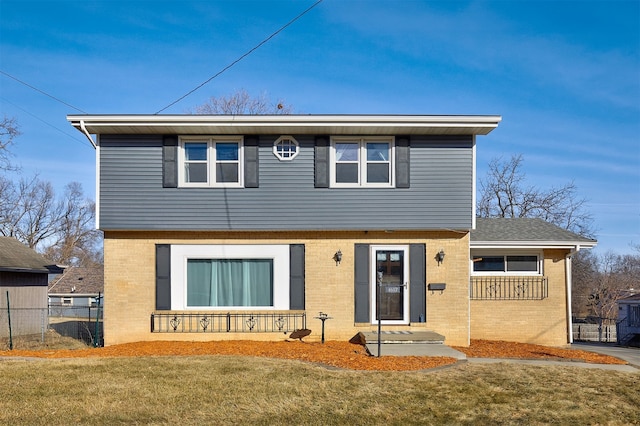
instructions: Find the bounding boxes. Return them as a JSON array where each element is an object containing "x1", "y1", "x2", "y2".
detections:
[{"x1": 359, "y1": 331, "x2": 640, "y2": 372}]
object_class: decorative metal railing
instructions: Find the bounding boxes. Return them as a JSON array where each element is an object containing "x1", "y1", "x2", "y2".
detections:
[
  {"x1": 470, "y1": 276, "x2": 548, "y2": 300},
  {"x1": 151, "y1": 312, "x2": 306, "y2": 333}
]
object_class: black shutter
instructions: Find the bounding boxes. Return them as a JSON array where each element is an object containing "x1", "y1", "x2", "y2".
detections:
[
  {"x1": 396, "y1": 136, "x2": 410, "y2": 188},
  {"x1": 162, "y1": 135, "x2": 178, "y2": 188},
  {"x1": 289, "y1": 244, "x2": 305, "y2": 310},
  {"x1": 314, "y1": 135, "x2": 330, "y2": 188},
  {"x1": 244, "y1": 136, "x2": 259, "y2": 188},
  {"x1": 156, "y1": 244, "x2": 171, "y2": 310},
  {"x1": 354, "y1": 244, "x2": 370, "y2": 322},
  {"x1": 409, "y1": 244, "x2": 426, "y2": 322}
]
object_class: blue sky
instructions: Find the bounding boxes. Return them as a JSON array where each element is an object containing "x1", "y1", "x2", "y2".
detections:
[{"x1": 1, "y1": 0, "x2": 638, "y2": 254}]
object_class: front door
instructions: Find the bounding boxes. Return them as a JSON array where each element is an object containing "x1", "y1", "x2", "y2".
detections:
[{"x1": 371, "y1": 246, "x2": 409, "y2": 324}]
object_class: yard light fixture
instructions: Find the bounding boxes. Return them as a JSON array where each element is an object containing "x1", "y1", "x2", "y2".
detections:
[
  {"x1": 436, "y1": 249, "x2": 445, "y2": 265},
  {"x1": 334, "y1": 249, "x2": 342, "y2": 266}
]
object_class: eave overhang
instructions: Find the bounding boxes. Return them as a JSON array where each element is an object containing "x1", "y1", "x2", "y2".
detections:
[
  {"x1": 470, "y1": 241, "x2": 597, "y2": 250},
  {"x1": 67, "y1": 114, "x2": 502, "y2": 137}
]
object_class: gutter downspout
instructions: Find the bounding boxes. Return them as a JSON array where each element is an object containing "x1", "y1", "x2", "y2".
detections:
[
  {"x1": 566, "y1": 245, "x2": 581, "y2": 344},
  {"x1": 80, "y1": 120, "x2": 97, "y2": 149}
]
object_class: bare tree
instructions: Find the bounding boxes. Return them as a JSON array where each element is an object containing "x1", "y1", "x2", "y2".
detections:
[
  {"x1": 572, "y1": 249, "x2": 639, "y2": 330},
  {"x1": 190, "y1": 89, "x2": 293, "y2": 115},
  {"x1": 478, "y1": 154, "x2": 595, "y2": 238},
  {"x1": 41, "y1": 182, "x2": 102, "y2": 267},
  {"x1": 0, "y1": 175, "x2": 58, "y2": 248},
  {"x1": 0, "y1": 176, "x2": 101, "y2": 266},
  {"x1": 0, "y1": 115, "x2": 20, "y2": 172}
]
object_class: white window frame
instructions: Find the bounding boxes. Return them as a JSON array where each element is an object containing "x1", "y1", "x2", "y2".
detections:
[
  {"x1": 170, "y1": 244, "x2": 290, "y2": 310},
  {"x1": 471, "y1": 250, "x2": 543, "y2": 276},
  {"x1": 370, "y1": 245, "x2": 410, "y2": 325},
  {"x1": 178, "y1": 136, "x2": 244, "y2": 188},
  {"x1": 330, "y1": 136, "x2": 395, "y2": 188},
  {"x1": 273, "y1": 135, "x2": 299, "y2": 161}
]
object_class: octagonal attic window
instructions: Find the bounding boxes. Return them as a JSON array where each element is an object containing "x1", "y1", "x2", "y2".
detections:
[{"x1": 273, "y1": 136, "x2": 299, "y2": 161}]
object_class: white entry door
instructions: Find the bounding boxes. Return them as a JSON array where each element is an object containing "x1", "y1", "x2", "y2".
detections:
[{"x1": 370, "y1": 245, "x2": 409, "y2": 324}]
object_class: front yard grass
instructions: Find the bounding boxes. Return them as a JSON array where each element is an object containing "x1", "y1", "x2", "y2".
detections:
[{"x1": 0, "y1": 356, "x2": 638, "y2": 425}]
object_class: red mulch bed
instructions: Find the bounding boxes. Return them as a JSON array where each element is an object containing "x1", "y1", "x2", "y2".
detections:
[{"x1": 0, "y1": 339, "x2": 627, "y2": 371}]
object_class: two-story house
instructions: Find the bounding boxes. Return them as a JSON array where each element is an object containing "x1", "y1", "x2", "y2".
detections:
[{"x1": 68, "y1": 114, "x2": 595, "y2": 347}]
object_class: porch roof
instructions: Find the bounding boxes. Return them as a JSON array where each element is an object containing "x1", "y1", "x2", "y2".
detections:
[{"x1": 471, "y1": 218, "x2": 597, "y2": 249}]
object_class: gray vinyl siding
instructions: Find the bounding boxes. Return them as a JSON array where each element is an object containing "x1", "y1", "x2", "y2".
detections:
[{"x1": 98, "y1": 134, "x2": 474, "y2": 231}]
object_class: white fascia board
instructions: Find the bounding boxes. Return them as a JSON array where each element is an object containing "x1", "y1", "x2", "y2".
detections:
[
  {"x1": 471, "y1": 241, "x2": 597, "y2": 249},
  {"x1": 67, "y1": 114, "x2": 502, "y2": 135}
]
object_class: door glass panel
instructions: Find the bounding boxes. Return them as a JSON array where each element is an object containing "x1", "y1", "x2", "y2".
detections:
[{"x1": 375, "y1": 250, "x2": 404, "y2": 321}]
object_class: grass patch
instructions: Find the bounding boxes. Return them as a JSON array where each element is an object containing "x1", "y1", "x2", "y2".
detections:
[
  {"x1": 0, "y1": 356, "x2": 638, "y2": 425},
  {"x1": 0, "y1": 329, "x2": 88, "y2": 351}
]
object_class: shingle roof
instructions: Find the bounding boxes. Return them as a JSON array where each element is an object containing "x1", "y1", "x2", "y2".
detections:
[
  {"x1": 619, "y1": 293, "x2": 640, "y2": 302},
  {"x1": 0, "y1": 237, "x2": 60, "y2": 273},
  {"x1": 48, "y1": 266, "x2": 104, "y2": 295},
  {"x1": 471, "y1": 218, "x2": 597, "y2": 248}
]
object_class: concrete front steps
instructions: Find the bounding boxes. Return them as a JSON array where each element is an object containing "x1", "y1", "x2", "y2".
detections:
[{"x1": 354, "y1": 330, "x2": 467, "y2": 360}]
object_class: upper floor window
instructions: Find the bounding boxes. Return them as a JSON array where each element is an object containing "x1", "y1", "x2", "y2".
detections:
[
  {"x1": 330, "y1": 137, "x2": 395, "y2": 187},
  {"x1": 179, "y1": 137, "x2": 243, "y2": 187},
  {"x1": 273, "y1": 136, "x2": 299, "y2": 161},
  {"x1": 472, "y1": 254, "x2": 542, "y2": 275}
]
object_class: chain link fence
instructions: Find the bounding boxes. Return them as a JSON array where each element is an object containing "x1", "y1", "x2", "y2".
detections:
[{"x1": 1, "y1": 305, "x2": 103, "y2": 349}]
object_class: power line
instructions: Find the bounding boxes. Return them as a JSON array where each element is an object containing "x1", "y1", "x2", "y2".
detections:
[
  {"x1": 0, "y1": 70, "x2": 88, "y2": 114},
  {"x1": 155, "y1": 0, "x2": 324, "y2": 114},
  {"x1": 0, "y1": 95, "x2": 93, "y2": 149}
]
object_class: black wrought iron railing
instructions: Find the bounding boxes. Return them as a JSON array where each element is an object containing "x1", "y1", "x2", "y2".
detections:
[
  {"x1": 470, "y1": 276, "x2": 548, "y2": 300},
  {"x1": 151, "y1": 311, "x2": 306, "y2": 333}
]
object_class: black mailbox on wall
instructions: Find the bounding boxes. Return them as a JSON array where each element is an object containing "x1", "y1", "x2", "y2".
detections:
[{"x1": 428, "y1": 283, "x2": 446, "y2": 292}]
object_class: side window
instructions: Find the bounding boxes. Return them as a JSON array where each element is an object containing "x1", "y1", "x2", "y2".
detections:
[
  {"x1": 330, "y1": 137, "x2": 394, "y2": 187},
  {"x1": 473, "y1": 254, "x2": 542, "y2": 275},
  {"x1": 179, "y1": 137, "x2": 243, "y2": 187}
]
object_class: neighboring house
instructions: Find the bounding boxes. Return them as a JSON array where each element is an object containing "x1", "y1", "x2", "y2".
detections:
[
  {"x1": 617, "y1": 293, "x2": 640, "y2": 347},
  {"x1": 48, "y1": 266, "x2": 104, "y2": 317},
  {"x1": 67, "y1": 114, "x2": 596, "y2": 347},
  {"x1": 0, "y1": 237, "x2": 63, "y2": 337}
]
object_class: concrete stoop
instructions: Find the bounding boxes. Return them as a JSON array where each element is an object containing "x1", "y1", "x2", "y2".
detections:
[{"x1": 354, "y1": 330, "x2": 467, "y2": 360}]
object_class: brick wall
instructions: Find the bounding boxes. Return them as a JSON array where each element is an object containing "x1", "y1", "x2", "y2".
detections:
[
  {"x1": 470, "y1": 249, "x2": 570, "y2": 346},
  {"x1": 103, "y1": 230, "x2": 471, "y2": 346}
]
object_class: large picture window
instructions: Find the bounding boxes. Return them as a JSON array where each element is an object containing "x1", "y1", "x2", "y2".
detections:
[
  {"x1": 330, "y1": 137, "x2": 394, "y2": 187},
  {"x1": 171, "y1": 245, "x2": 290, "y2": 310},
  {"x1": 179, "y1": 137, "x2": 243, "y2": 187},
  {"x1": 187, "y1": 259, "x2": 273, "y2": 307}
]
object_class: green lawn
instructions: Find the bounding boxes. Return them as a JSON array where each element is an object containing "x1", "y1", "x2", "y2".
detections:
[{"x1": 0, "y1": 356, "x2": 638, "y2": 425}]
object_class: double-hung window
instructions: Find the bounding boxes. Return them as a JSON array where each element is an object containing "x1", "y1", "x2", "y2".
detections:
[
  {"x1": 330, "y1": 137, "x2": 394, "y2": 187},
  {"x1": 179, "y1": 137, "x2": 243, "y2": 187}
]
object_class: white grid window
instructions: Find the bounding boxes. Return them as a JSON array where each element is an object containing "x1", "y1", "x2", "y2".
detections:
[{"x1": 273, "y1": 136, "x2": 299, "y2": 161}]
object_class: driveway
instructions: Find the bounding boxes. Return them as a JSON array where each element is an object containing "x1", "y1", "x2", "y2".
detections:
[{"x1": 572, "y1": 342, "x2": 640, "y2": 368}]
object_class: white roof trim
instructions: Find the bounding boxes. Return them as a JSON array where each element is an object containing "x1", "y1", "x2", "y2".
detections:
[
  {"x1": 67, "y1": 114, "x2": 502, "y2": 136},
  {"x1": 471, "y1": 241, "x2": 597, "y2": 249}
]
